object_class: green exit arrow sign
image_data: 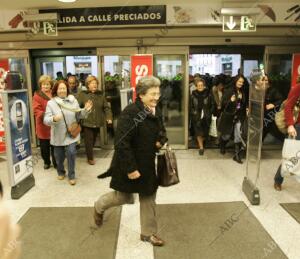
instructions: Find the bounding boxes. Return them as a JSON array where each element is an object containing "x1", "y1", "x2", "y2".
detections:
[{"x1": 223, "y1": 15, "x2": 256, "y2": 32}]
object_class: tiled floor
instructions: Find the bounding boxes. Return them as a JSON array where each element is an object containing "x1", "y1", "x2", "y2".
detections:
[{"x1": 1, "y1": 148, "x2": 300, "y2": 259}]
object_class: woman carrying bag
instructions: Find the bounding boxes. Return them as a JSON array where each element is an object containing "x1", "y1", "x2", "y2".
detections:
[
  {"x1": 274, "y1": 76, "x2": 300, "y2": 191},
  {"x1": 93, "y1": 76, "x2": 168, "y2": 246},
  {"x1": 44, "y1": 80, "x2": 93, "y2": 185}
]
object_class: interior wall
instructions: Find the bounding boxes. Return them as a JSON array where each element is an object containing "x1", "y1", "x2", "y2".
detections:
[{"x1": 0, "y1": 26, "x2": 300, "y2": 49}]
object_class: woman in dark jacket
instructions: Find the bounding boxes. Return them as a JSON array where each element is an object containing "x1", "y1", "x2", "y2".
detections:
[
  {"x1": 77, "y1": 75, "x2": 113, "y2": 165},
  {"x1": 262, "y1": 75, "x2": 284, "y2": 141},
  {"x1": 94, "y1": 76, "x2": 168, "y2": 246},
  {"x1": 218, "y1": 75, "x2": 247, "y2": 163},
  {"x1": 190, "y1": 78, "x2": 211, "y2": 155}
]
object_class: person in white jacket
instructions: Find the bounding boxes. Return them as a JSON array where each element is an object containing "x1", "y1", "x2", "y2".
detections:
[{"x1": 44, "y1": 80, "x2": 92, "y2": 185}]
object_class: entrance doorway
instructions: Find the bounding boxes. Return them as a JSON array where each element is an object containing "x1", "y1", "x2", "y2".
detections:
[
  {"x1": 98, "y1": 46, "x2": 189, "y2": 149},
  {"x1": 188, "y1": 46, "x2": 264, "y2": 149}
]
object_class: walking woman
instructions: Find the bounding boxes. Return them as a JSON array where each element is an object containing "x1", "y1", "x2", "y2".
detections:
[
  {"x1": 44, "y1": 80, "x2": 93, "y2": 185},
  {"x1": 33, "y1": 75, "x2": 56, "y2": 169},
  {"x1": 190, "y1": 78, "x2": 212, "y2": 155},
  {"x1": 94, "y1": 76, "x2": 168, "y2": 246},
  {"x1": 274, "y1": 75, "x2": 300, "y2": 191},
  {"x1": 77, "y1": 75, "x2": 113, "y2": 165},
  {"x1": 218, "y1": 75, "x2": 247, "y2": 163},
  {"x1": 262, "y1": 75, "x2": 284, "y2": 142}
]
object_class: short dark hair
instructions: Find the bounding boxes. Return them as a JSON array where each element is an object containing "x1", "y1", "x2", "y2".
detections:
[{"x1": 51, "y1": 80, "x2": 70, "y2": 97}]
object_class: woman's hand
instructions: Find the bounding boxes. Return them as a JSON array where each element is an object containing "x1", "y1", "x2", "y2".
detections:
[
  {"x1": 107, "y1": 120, "x2": 113, "y2": 125},
  {"x1": 266, "y1": 104, "x2": 275, "y2": 110},
  {"x1": 0, "y1": 203, "x2": 21, "y2": 259},
  {"x1": 287, "y1": 125, "x2": 297, "y2": 138},
  {"x1": 156, "y1": 142, "x2": 162, "y2": 149},
  {"x1": 84, "y1": 100, "x2": 93, "y2": 112},
  {"x1": 230, "y1": 95, "x2": 236, "y2": 102},
  {"x1": 53, "y1": 114, "x2": 62, "y2": 122},
  {"x1": 128, "y1": 170, "x2": 141, "y2": 180}
]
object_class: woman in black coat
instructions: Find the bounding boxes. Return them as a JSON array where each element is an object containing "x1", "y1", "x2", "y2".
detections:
[
  {"x1": 190, "y1": 78, "x2": 212, "y2": 155},
  {"x1": 94, "y1": 76, "x2": 168, "y2": 246},
  {"x1": 218, "y1": 75, "x2": 247, "y2": 163},
  {"x1": 262, "y1": 75, "x2": 284, "y2": 142}
]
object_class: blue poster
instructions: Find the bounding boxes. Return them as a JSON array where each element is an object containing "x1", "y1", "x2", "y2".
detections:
[
  {"x1": 2, "y1": 90, "x2": 33, "y2": 185},
  {"x1": 8, "y1": 92, "x2": 31, "y2": 164}
]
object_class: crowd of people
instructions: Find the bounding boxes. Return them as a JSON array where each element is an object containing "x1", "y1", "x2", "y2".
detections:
[
  {"x1": 32, "y1": 70, "x2": 292, "y2": 184},
  {"x1": 33, "y1": 73, "x2": 112, "y2": 185},
  {"x1": 187, "y1": 72, "x2": 286, "y2": 164}
]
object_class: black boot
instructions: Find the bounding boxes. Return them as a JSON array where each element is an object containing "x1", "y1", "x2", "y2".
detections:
[
  {"x1": 219, "y1": 139, "x2": 227, "y2": 154},
  {"x1": 233, "y1": 143, "x2": 243, "y2": 164}
]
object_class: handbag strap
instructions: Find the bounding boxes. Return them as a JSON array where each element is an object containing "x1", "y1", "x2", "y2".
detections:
[
  {"x1": 165, "y1": 144, "x2": 176, "y2": 175},
  {"x1": 55, "y1": 101, "x2": 69, "y2": 131}
]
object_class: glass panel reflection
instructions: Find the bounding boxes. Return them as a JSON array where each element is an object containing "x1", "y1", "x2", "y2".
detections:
[
  {"x1": 154, "y1": 55, "x2": 185, "y2": 145},
  {"x1": 103, "y1": 56, "x2": 131, "y2": 145}
]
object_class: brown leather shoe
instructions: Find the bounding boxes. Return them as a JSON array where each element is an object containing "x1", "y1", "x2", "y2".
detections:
[
  {"x1": 274, "y1": 183, "x2": 282, "y2": 191},
  {"x1": 140, "y1": 234, "x2": 165, "y2": 246},
  {"x1": 88, "y1": 160, "x2": 95, "y2": 165},
  {"x1": 94, "y1": 208, "x2": 104, "y2": 227},
  {"x1": 69, "y1": 179, "x2": 76, "y2": 186}
]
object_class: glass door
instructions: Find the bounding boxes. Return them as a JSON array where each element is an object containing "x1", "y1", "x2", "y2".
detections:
[
  {"x1": 97, "y1": 47, "x2": 188, "y2": 149},
  {"x1": 265, "y1": 46, "x2": 300, "y2": 99},
  {"x1": 144, "y1": 46, "x2": 189, "y2": 149},
  {"x1": 34, "y1": 57, "x2": 65, "y2": 88},
  {"x1": 97, "y1": 48, "x2": 137, "y2": 148}
]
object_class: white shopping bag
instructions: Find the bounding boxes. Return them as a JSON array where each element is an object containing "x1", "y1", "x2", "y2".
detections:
[
  {"x1": 209, "y1": 115, "x2": 218, "y2": 137},
  {"x1": 281, "y1": 138, "x2": 300, "y2": 182}
]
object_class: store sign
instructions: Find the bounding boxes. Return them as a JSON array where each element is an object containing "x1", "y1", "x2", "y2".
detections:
[
  {"x1": 292, "y1": 53, "x2": 300, "y2": 87},
  {"x1": 223, "y1": 15, "x2": 256, "y2": 32},
  {"x1": 40, "y1": 6, "x2": 166, "y2": 27},
  {"x1": 1, "y1": 90, "x2": 33, "y2": 186},
  {"x1": 0, "y1": 59, "x2": 9, "y2": 153},
  {"x1": 43, "y1": 21, "x2": 57, "y2": 36},
  {"x1": 130, "y1": 55, "x2": 153, "y2": 100}
]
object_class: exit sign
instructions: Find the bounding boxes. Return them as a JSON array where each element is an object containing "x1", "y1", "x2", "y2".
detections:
[{"x1": 222, "y1": 15, "x2": 256, "y2": 32}]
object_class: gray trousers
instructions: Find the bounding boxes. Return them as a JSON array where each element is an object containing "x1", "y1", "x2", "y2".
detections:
[{"x1": 95, "y1": 191, "x2": 157, "y2": 236}]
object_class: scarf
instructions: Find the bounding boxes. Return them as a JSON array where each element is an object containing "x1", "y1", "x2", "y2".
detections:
[{"x1": 54, "y1": 96, "x2": 82, "y2": 112}]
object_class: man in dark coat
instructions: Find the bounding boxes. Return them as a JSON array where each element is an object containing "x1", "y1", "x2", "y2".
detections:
[{"x1": 94, "y1": 76, "x2": 168, "y2": 246}]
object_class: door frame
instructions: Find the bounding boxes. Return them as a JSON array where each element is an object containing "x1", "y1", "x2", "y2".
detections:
[
  {"x1": 34, "y1": 57, "x2": 66, "y2": 84},
  {"x1": 97, "y1": 47, "x2": 138, "y2": 149},
  {"x1": 142, "y1": 46, "x2": 189, "y2": 149},
  {"x1": 264, "y1": 46, "x2": 300, "y2": 74},
  {"x1": 97, "y1": 46, "x2": 189, "y2": 149}
]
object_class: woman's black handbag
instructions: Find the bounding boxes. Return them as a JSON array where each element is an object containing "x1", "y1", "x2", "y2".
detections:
[{"x1": 156, "y1": 145, "x2": 179, "y2": 187}]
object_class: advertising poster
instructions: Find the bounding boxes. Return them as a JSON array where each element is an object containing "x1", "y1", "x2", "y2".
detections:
[
  {"x1": 292, "y1": 53, "x2": 300, "y2": 87},
  {"x1": 0, "y1": 59, "x2": 9, "y2": 153},
  {"x1": 1, "y1": 90, "x2": 33, "y2": 186},
  {"x1": 130, "y1": 55, "x2": 153, "y2": 100}
]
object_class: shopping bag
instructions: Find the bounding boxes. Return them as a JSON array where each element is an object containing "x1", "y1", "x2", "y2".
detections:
[
  {"x1": 281, "y1": 138, "x2": 300, "y2": 182},
  {"x1": 209, "y1": 115, "x2": 218, "y2": 137},
  {"x1": 156, "y1": 145, "x2": 179, "y2": 187}
]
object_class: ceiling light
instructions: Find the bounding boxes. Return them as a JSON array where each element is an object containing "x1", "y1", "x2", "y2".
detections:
[{"x1": 58, "y1": 0, "x2": 77, "y2": 3}]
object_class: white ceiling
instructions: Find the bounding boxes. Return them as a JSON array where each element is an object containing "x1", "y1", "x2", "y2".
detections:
[{"x1": 0, "y1": 0, "x2": 283, "y2": 10}]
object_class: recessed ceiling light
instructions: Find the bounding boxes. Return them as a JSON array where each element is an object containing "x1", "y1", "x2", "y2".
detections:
[{"x1": 58, "y1": 0, "x2": 77, "y2": 3}]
